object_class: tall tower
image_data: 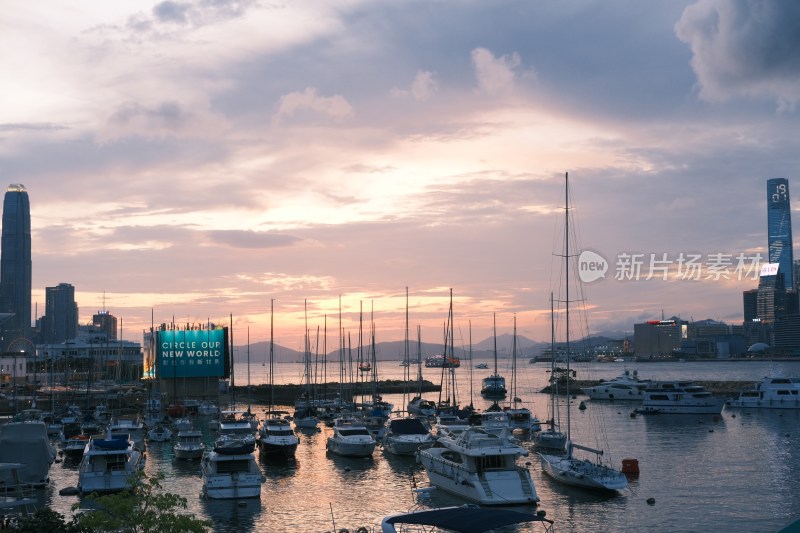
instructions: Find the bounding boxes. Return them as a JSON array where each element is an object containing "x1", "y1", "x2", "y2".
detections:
[
  {"x1": 43, "y1": 283, "x2": 78, "y2": 344},
  {"x1": 767, "y1": 178, "x2": 794, "y2": 289},
  {"x1": 0, "y1": 184, "x2": 32, "y2": 350}
]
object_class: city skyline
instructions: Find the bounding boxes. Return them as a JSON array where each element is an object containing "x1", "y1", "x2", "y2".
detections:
[{"x1": 3, "y1": 1, "x2": 800, "y2": 348}]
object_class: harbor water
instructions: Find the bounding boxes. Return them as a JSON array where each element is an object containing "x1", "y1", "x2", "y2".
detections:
[{"x1": 35, "y1": 359, "x2": 800, "y2": 532}]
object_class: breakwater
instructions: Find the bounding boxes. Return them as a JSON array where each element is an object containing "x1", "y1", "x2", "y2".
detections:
[{"x1": 231, "y1": 379, "x2": 441, "y2": 404}]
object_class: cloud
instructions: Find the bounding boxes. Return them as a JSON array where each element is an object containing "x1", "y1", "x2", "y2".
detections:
[
  {"x1": 273, "y1": 87, "x2": 354, "y2": 123},
  {"x1": 204, "y1": 230, "x2": 302, "y2": 249},
  {"x1": 391, "y1": 70, "x2": 438, "y2": 101},
  {"x1": 471, "y1": 47, "x2": 522, "y2": 95},
  {"x1": 675, "y1": 0, "x2": 800, "y2": 111}
]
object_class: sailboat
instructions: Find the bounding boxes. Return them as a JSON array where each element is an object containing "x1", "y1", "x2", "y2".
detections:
[
  {"x1": 480, "y1": 313, "x2": 507, "y2": 399},
  {"x1": 407, "y1": 326, "x2": 436, "y2": 417},
  {"x1": 383, "y1": 288, "x2": 433, "y2": 455},
  {"x1": 533, "y1": 293, "x2": 567, "y2": 452},
  {"x1": 293, "y1": 300, "x2": 319, "y2": 430},
  {"x1": 538, "y1": 172, "x2": 628, "y2": 492},
  {"x1": 258, "y1": 299, "x2": 299, "y2": 459},
  {"x1": 505, "y1": 315, "x2": 541, "y2": 432}
]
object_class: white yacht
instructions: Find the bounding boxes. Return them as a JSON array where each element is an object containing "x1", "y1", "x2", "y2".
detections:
[
  {"x1": 174, "y1": 429, "x2": 205, "y2": 460},
  {"x1": 77, "y1": 432, "x2": 143, "y2": 494},
  {"x1": 417, "y1": 426, "x2": 539, "y2": 505},
  {"x1": 257, "y1": 412, "x2": 299, "y2": 459},
  {"x1": 326, "y1": 417, "x2": 376, "y2": 457},
  {"x1": 217, "y1": 410, "x2": 257, "y2": 450},
  {"x1": 201, "y1": 438, "x2": 264, "y2": 499},
  {"x1": 506, "y1": 407, "x2": 542, "y2": 432},
  {"x1": 198, "y1": 400, "x2": 220, "y2": 416},
  {"x1": 382, "y1": 417, "x2": 433, "y2": 456},
  {"x1": 583, "y1": 370, "x2": 651, "y2": 401},
  {"x1": 636, "y1": 381, "x2": 724, "y2": 415},
  {"x1": 432, "y1": 413, "x2": 470, "y2": 440},
  {"x1": 146, "y1": 423, "x2": 173, "y2": 442},
  {"x1": 725, "y1": 376, "x2": 800, "y2": 409},
  {"x1": 407, "y1": 396, "x2": 436, "y2": 418}
]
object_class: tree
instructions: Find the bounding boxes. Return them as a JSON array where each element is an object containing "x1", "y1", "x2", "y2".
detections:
[
  {"x1": 72, "y1": 471, "x2": 211, "y2": 533},
  {"x1": 12, "y1": 508, "x2": 86, "y2": 533}
]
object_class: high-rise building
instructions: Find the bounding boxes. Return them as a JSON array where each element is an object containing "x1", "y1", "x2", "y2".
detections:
[
  {"x1": 93, "y1": 311, "x2": 118, "y2": 340},
  {"x1": 767, "y1": 178, "x2": 794, "y2": 289},
  {"x1": 0, "y1": 184, "x2": 31, "y2": 350},
  {"x1": 41, "y1": 283, "x2": 78, "y2": 344}
]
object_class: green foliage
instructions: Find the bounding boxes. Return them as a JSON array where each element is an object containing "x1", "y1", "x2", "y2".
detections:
[
  {"x1": 13, "y1": 508, "x2": 86, "y2": 532},
  {"x1": 72, "y1": 471, "x2": 211, "y2": 533}
]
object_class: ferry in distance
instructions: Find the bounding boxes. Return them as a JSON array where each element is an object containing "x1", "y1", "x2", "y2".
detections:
[{"x1": 425, "y1": 354, "x2": 460, "y2": 368}]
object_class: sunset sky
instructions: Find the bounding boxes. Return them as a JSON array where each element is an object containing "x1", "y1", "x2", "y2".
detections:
[{"x1": 2, "y1": 1, "x2": 799, "y2": 350}]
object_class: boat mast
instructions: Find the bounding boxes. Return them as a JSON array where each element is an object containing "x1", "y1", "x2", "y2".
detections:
[
  {"x1": 269, "y1": 298, "x2": 274, "y2": 412},
  {"x1": 564, "y1": 171, "x2": 571, "y2": 444}
]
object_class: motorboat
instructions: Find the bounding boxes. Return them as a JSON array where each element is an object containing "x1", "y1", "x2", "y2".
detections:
[
  {"x1": 533, "y1": 426, "x2": 567, "y2": 453},
  {"x1": 475, "y1": 362, "x2": 489, "y2": 369},
  {"x1": 472, "y1": 407, "x2": 512, "y2": 435},
  {"x1": 417, "y1": 426, "x2": 539, "y2": 505},
  {"x1": 382, "y1": 417, "x2": 433, "y2": 456},
  {"x1": 480, "y1": 374, "x2": 507, "y2": 399},
  {"x1": 77, "y1": 432, "x2": 143, "y2": 494},
  {"x1": 198, "y1": 400, "x2": 220, "y2": 416},
  {"x1": 725, "y1": 376, "x2": 800, "y2": 409},
  {"x1": 147, "y1": 423, "x2": 173, "y2": 442},
  {"x1": 506, "y1": 407, "x2": 542, "y2": 432},
  {"x1": 583, "y1": 370, "x2": 651, "y2": 401},
  {"x1": 407, "y1": 396, "x2": 436, "y2": 418},
  {"x1": 201, "y1": 439, "x2": 264, "y2": 499},
  {"x1": 636, "y1": 381, "x2": 724, "y2": 415},
  {"x1": 380, "y1": 504, "x2": 554, "y2": 533},
  {"x1": 0, "y1": 418, "x2": 57, "y2": 487},
  {"x1": 174, "y1": 429, "x2": 205, "y2": 460},
  {"x1": 539, "y1": 441, "x2": 629, "y2": 492},
  {"x1": 62, "y1": 433, "x2": 91, "y2": 458},
  {"x1": 257, "y1": 412, "x2": 299, "y2": 459},
  {"x1": 217, "y1": 410, "x2": 257, "y2": 450},
  {"x1": 432, "y1": 413, "x2": 470, "y2": 440},
  {"x1": 326, "y1": 417, "x2": 376, "y2": 457}
]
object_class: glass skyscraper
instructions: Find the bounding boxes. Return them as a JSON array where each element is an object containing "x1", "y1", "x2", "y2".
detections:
[
  {"x1": 767, "y1": 178, "x2": 794, "y2": 290},
  {"x1": 0, "y1": 184, "x2": 32, "y2": 350}
]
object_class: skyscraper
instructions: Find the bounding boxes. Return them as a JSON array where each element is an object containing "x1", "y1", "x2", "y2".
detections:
[
  {"x1": 0, "y1": 184, "x2": 31, "y2": 350},
  {"x1": 767, "y1": 178, "x2": 794, "y2": 289},
  {"x1": 42, "y1": 283, "x2": 78, "y2": 344}
]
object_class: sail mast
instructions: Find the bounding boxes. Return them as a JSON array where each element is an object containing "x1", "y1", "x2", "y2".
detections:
[{"x1": 565, "y1": 171, "x2": 571, "y2": 443}]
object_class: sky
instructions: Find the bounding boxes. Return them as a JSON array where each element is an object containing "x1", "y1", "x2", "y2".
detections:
[{"x1": 2, "y1": 0, "x2": 800, "y2": 350}]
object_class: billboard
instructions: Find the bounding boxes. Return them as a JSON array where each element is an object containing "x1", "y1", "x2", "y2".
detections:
[
  {"x1": 157, "y1": 329, "x2": 227, "y2": 378},
  {"x1": 759, "y1": 263, "x2": 780, "y2": 277}
]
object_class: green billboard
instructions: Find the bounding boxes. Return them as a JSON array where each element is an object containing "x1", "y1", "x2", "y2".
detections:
[{"x1": 157, "y1": 329, "x2": 227, "y2": 378}]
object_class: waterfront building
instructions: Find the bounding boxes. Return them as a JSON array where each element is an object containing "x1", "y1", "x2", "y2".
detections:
[
  {"x1": 773, "y1": 315, "x2": 800, "y2": 354},
  {"x1": 0, "y1": 184, "x2": 32, "y2": 351},
  {"x1": 40, "y1": 283, "x2": 78, "y2": 344},
  {"x1": 633, "y1": 318, "x2": 687, "y2": 359},
  {"x1": 37, "y1": 332, "x2": 143, "y2": 384}
]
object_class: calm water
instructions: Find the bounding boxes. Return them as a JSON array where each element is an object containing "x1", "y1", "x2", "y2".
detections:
[{"x1": 37, "y1": 360, "x2": 800, "y2": 532}]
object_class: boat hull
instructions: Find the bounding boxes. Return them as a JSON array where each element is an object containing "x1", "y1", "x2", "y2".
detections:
[
  {"x1": 418, "y1": 449, "x2": 538, "y2": 505},
  {"x1": 539, "y1": 453, "x2": 628, "y2": 492},
  {"x1": 326, "y1": 438, "x2": 376, "y2": 457}
]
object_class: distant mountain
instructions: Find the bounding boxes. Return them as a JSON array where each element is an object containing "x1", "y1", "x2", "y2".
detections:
[{"x1": 231, "y1": 332, "x2": 636, "y2": 364}]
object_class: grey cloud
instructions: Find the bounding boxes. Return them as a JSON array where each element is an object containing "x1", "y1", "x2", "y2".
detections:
[
  {"x1": 204, "y1": 230, "x2": 302, "y2": 249},
  {"x1": 153, "y1": 1, "x2": 191, "y2": 24},
  {"x1": 0, "y1": 123, "x2": 70, "y2": 132},
  {"x1": 108, "y1": 101, "x2": 186, "y2": 129},
  {"x1": 676, "y1": 0, "x2": 800, "y2": 109}
]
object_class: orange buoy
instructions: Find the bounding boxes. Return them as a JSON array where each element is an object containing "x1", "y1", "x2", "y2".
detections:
[{"x1": 621, "y1": 458, "x2": 640, "y2": 475}]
